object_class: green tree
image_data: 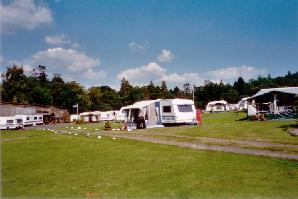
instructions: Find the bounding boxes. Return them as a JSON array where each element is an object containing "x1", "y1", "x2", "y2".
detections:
[
  {"x1": 160, "y1": 80, "x2": 169, "y2": 98},
  {"x1": 1, "y1": 65, "x2": 28, "y2": 103}
]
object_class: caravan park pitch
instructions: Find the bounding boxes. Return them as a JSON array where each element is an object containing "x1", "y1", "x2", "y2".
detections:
[{"x1": 1, "y1": 113, "x2": 298, "y2": 198}]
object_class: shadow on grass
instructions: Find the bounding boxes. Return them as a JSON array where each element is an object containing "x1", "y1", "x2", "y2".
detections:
[
  {"x1": 279, "y1": 124, "x2": 298, "y2": 136},
  {"x1": 236, "y1": 117, "x2": 249, "y2": 121},
  {"x1": 280, "y1": 124, "x2": 298, "y2": 130}
]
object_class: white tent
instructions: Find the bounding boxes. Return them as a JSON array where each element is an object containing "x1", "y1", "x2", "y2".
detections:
[
  {"x1": 237, "y1": 97, "x2": 249, "y2": 111},
  {"x1": 205, "y1": 100, "x2": 229, "y2": 112}
]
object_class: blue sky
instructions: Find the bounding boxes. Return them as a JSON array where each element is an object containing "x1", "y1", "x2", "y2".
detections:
[{"x1": 1, "y1": 0, "x2": 297, "y2": 89}]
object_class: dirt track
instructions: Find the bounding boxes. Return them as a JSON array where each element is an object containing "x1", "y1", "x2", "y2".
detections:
[{"x1": 62, "y1": 129, "x2": 298, "y2": 160}]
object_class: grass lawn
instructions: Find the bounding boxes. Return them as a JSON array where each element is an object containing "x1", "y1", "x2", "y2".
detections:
[
  {"x1": 60, "y1": 112, "x2": 297, "y2": 144},
  {"x1": 1, "y1": 129, "x2": 298, "y2": 198},
  {"x1": 143, "y1": 112, "x2": 298, "y2": 144}
]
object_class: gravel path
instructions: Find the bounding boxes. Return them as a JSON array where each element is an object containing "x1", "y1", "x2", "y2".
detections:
[
  {"x1": 63, "y1": 129, "x2": 298, "y2": 160},
  {"x1": 103, "y1": 133, "x2": 298, "y2": 160},
  {"x1": 129, "y1": 132, "x2": 298, "y2": 149}
]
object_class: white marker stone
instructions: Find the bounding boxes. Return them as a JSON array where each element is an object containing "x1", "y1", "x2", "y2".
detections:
[
  {"x1": 95, "y1": 129, "x2": 98, "y2": 131},
  {"x1": 83, "y1": 128, "x2": 86, "y2": 130},
  {"x1": 69, "y1": 132, "x2": 72, "y2": 134},
  {"x1": 71, "y1": 127, "x2": 73, "y2": 129},
  {"x1": 112, "y1": 137, "x2": 116, "y2": 140},
  {"x1": 77, "y1": 127, "x2": 81, "y2": 129},
  {"x1": 47, "y1": 129, "x2": 51, "y2": 131},
  {"x1": 51, "y1": 130, "x2": 54, "y2": 132},
  {"x1": 74, "y1": 133, "x2": 78, "y2": 136},
  {"x1": 97, "y1": 135, "x2": 102, "y2": 139}
]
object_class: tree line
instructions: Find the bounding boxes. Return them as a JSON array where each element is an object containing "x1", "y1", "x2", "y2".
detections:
[{"x1": 1, "y1": 65, "x2": 297, "y2": 113}]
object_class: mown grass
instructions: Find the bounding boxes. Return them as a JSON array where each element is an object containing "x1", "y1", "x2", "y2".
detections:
[
  {"x1": 1, "y1": 129, "x2": 298, "y2": 198},
  {"x1": 61, "y1": 112, "x2": 298, "y2": 145},
  {"x1": 144, "y1": 112, "x2": 298, "y2": 144}
]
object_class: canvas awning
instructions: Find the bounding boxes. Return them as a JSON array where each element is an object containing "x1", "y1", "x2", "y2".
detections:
[{"x1": 247, "y1": 87, "x2": 298, "y2": 100}]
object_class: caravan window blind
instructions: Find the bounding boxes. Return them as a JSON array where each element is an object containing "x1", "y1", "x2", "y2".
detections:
[{"x1": 177, "y1": 105, "x2": 193, "y2": 112}]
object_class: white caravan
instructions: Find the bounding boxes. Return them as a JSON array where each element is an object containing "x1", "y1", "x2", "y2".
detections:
[
  {"x1": 100, "y1": 111, "x2": 116, "y2": 121},
  {"x1": 237, "y1": 97, "x2": 248, "y2": 111},
  {"x1": 205, "y1": 100, "x2": 229, "y2": 112},
  {"x1": 112, "y1": 110, "x2": 124, "y2": 122},
  {"x1": 70, "y1": 114, "x2": 80, "y2": 122},
  {"x1": 15, "y1": 115, "x2": 34, "y2": 126},
  {"x1": 80, "y1": 112, "x2": 98, "y2": 122},
  {"x1": 32, "y1": 115, "x2": 43, "y2": 125},
  {"x1": 0, "y1": 116, "x2": 23, "y2": 130},
  {"x1": 160, "y1": 99, "x2": 197, "y2": 124}
]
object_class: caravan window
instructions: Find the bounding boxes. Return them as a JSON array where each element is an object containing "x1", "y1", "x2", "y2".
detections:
[
  {"x1": 27, "y1": 117, "x2": 29, "y2": 120},
  {"x1": 16, "y1": 119, "x2": 22, "y2": 123},
  {"x1": 34, "y1": 117, "x2": 37, "y2": 120},
  {"x1": 163, "y1": 106, "x2": 171, "y2": 113},
  {"x1": 39, "y1": 117, "x2": 42, "y2": 120},
  {"x1": 7, "y1": 120, "x2": 14, "y2": 124},
  {"x1": 177, "y1": 105, "x2": 193, "y2": 112}
]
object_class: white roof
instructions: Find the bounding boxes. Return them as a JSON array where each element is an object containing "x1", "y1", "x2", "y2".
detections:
[
  {"x1": 80, "y1": 112, "x2": 93, "y2": 116},
  {"x1": 121, "y1": 100, "x2": 160, "y2": 110},
  {"x1": 207, "y1": 100, "x2": 228, "y2": 105},
  {"x1": 162, "y1": 98, "x2": 194, "y2": 105},
  {"x1": 239, "y1": 97, "x2": 249, "y2": 101},
  {"x1": 248, "y1": 87, "x2": 298, "y2": 99}
]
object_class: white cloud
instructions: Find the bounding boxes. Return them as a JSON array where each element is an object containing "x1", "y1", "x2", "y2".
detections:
[
  {"x1": 0, "y1": 0, "x2": 53, "y2": 34},
  {"x1": 128, "y1": 41, "x2": 148, "y2": 53},
  {"x1": 83, "y1": 68, "x2": 106, "y2": 80},
  {"x1": 117, "y1": 62, "x2": 201, "y2": 87},
  {"x1": 157, "y1": 49, "x2": 175, "y2": 62},
  {"x1": 44, "y1": 34, "x2": 81, "y2": 49},
  {"x1": 206, "y1": 65, "x2": 266, "y2": 82},
  {"x1": 19, "y1": 48, "x2": 105, "y2": 86},
  {"x1": 28, "y1": 48, "x2": 100, "y2": 72},
  {"x1": 44, "y1": 34, "x2": 71, "y2": 45},
  {"x1": 118, "y1": 62, "x2": 165, "y2": 85},
  {"x1": 163, "y1": 73, "x2": 204, "y2": 85},
  {"x1": 117, "y1": 63, "x2": 266, "y2": 88}
]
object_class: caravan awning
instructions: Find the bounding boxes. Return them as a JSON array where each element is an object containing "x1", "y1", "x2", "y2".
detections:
[
  {"x1": 247, "y1": 87, "x2": 298, "y2": 100},
  {"x1": 121, "y1": 100, "x2": 160, "y2": 110}
]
